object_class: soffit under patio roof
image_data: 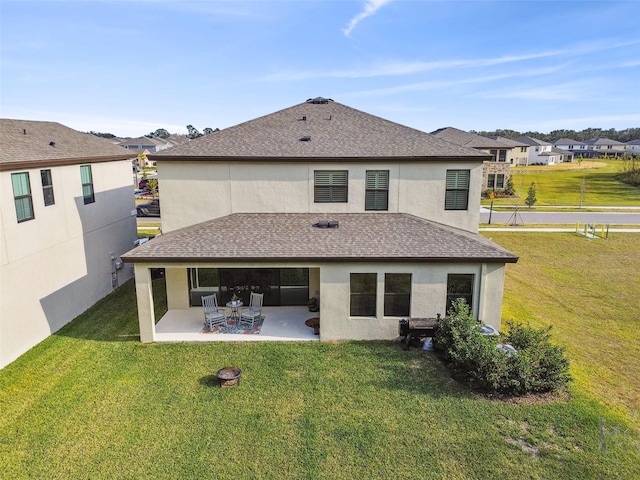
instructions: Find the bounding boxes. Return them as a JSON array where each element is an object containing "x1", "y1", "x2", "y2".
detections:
[{"x1": 121, "y1": 213, "x2": 518, "y2": 264}]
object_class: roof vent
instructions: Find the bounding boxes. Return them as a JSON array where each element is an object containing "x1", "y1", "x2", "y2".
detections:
[
  {"x1": 300, "y1": 136, "x2": 311, "y2": 142},
  {"x1": 313, "y1": 220, "x2": 339, "y2": 228},
  {"x1": 306, "y1": 97, "x2": 332, "y2": 105},
  {"x1": 300, "y1": 116, "x2": 307, "y2": 121},
  {"x1": 49, "y1": 141, "x2": 56, "y2": 147}
]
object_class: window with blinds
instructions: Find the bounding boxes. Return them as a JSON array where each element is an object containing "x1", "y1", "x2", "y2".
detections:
[
  {"x1": 11, "y1": 172, "x2": 35, "y2": 223},
  {"x1": 365, "y1": 170, "x2": 389, "y2": 211},
  {"x1": 80, "y1": 165, "x2": 95, "y2": 204},
  {"x1": 445, "y1": 169, "x2": 470, "y2": 210},
  {"x1": 314, "y1": 170, "x2": 348, "y2": 203}
]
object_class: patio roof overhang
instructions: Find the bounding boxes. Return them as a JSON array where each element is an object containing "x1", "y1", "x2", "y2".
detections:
[{"x1": 122, "y1": 213, "x2": 519, "y2": 265}]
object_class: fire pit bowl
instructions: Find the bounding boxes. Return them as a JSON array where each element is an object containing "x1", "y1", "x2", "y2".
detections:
[{"x1": 216, "y1": 366, "x2": 242, "y2": 387}]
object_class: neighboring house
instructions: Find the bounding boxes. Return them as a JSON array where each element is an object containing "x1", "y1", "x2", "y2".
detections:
[
  {"x1": 584, "y1": 138, "x2": 626, "y2": 158},
  {"x1": 625, "y1": 139, "x2": 640, "y2": 156},
  {"x1": 552, "y1": 138, "x2": 588, "y2": 157},
  {"x1": 122, "y1": 98, "x2": 518, "y2": 343},
  {"x1": 430, "y1": 127, "x2": 516, "y2": 190},
  {"x1": 514, "y1": 135, "x2": 568, "y2": 165},
  {"x1": 0, "y1": 119, "x2": 137, "y2": 368},
  {"x1": 489, "y1": 136, "x2": 529, "y2": 167},
  {"x1": 117, "y1": 136, "x2": 173, "y2": 154}
]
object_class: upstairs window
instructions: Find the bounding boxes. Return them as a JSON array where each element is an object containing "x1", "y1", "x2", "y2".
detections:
[
  {"x1": 80, "y1": 165, "x2": 95, "y2": 204},
  {"x1": 445, "y1": 169, "x2": 470, "y2": 210},
  {"x1": 11, "y1": 172, "x2": 35, "y2": 222},
  {"x1": 489, "y1": 149, "x2": 497, "y2": 162},
  {"x1": 314, "y1": 170, "x2": 348, "y2": 203},
  {"x1": 41, "y1": 169, "x2": 55, "y2": 206},
  {"x1": 365, "y1": 170, "x2": 389, "y2": 211},
  {"x1": 350, "y1": 273, "x2": 376, "y2": 316},
  {"x1": 498, "y1": 150, "x2": 507, "y2": 162}
]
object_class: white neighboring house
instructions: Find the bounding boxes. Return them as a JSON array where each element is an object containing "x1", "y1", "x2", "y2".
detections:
[
  {"x1": 515, "y1": 135, "x2": 569, "y2": 165},
  {"x1": 122, "y1": 98, "x2": 518, "y2": 343},
  {"x1": 0, "y1": 119, "x2": 137, "y2": 368},
  {"x1": 552, "y1": 138, "x2": 588, "y2": 157},
  {"x1": 584, "y1": 138, "x2": 626, "y2": 158},
  {"x1": 625, "y1": 139, "x2": 640, "y2": 156}
]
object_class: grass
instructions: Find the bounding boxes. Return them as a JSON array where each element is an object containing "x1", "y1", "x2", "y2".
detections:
[
  {"x1": 483, "y1": 232, "x2": 640, "y2": 429},
  {"x1": 484, "y1": 160, "x2": 640, "y2": 207},
  {"x1": 1, "y1": 235, "x2": 639, "y2": 479}
]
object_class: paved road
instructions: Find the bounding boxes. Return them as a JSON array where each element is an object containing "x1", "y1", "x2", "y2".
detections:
[{"x1": 480, "y1": 209, "x2": 640, "y2": 225}]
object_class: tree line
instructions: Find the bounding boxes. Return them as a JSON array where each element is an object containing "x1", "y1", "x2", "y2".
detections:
[{"x1": 470, "y1": 127, "x2": 640, "y2": 143}]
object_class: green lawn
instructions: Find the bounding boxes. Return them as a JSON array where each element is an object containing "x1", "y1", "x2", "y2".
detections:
[
  {"x1": 1, "y1": 234, "x2": 639, "y2": 479},
  {"x1": 486, "y1": 160, "x2": 640, "y2": 207}
]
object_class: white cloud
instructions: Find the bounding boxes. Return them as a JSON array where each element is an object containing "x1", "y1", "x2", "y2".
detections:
[
  {"x1": 263, "y1": 38, "x2": 640, "y2": 82},
  {"x1": 343, "y1": 0, "x2": 394, "y2": 37}
]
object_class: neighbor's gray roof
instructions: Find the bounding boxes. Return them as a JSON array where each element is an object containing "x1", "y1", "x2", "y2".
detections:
[
  {"x1": 121, "y1": 213, "x2": 518, "y2": 264},
  {"x1": 431, "y1": 127, "x2": 513, "y2": 149},
  {"x1": 488, "y1": 136, "x2": 528, "y2": 148},
  {"x1": 151, "y1": 98, "x2": 488, "y2": 161},
  {"x1": 552, "y1": 138, "x2": 582, "y2": 145},
  {"x1": 0, "y1": 118, "x2": 130, "y2": 169},
  {"x1": 514, "y1": 135, "x2": 552, "y2": 147},
  {"x1": 625, "y1": 139, "x2": 640, "y2": 145},
  {"x1": 584, "y1": 138, "x2": 625, "y2": 145}
]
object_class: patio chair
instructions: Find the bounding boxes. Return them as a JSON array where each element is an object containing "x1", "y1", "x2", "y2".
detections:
[
  {"x1": 239, "y1": 292, "x2": 264, "y2": 330},
  {"x1": 202, "y1": 294, "x2": 228, "y2": 331}
]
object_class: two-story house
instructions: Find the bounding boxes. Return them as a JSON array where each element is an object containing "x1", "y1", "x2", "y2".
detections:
[
  {"x1": 0, "y1": 119, "x2": 137, "y2": 368},
  {"x1": 625, "y1": 139, "x2": 640, "y2": 156},
  {"x1": 552, "y1": 138, "x2": 588, "y2": 157},
  {"x1": 430, "y1": 127, "x2": 517, "y2": 190},
  {"x1": 122, "y1": 98, "x2": 518, "y2": 343},
  {"x1": 584, "y1": 138, "x2": 626, "y2": 158},
  {"x1": 514, "y1": 135, "x2": 572, "y2": 165},
  {"x1": 488, "y1": 136, "x2": 529, "y2": 167}
]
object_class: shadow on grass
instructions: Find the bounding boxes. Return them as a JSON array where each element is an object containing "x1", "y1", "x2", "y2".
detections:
[{"x1": 53, "y1": 278, "x2": 167, "y2": 343}]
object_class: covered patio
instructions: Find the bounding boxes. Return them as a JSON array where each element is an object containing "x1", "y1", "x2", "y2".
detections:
[{"x1": 154, "y1": 305, "x2": 319, "y2": 342}]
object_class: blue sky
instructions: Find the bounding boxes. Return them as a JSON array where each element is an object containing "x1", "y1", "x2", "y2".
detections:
[{"x1": 1, "y1": 0, "x2": 639, "y2": 138}]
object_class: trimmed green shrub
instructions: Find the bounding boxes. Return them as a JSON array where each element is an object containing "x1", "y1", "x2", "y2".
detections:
[{"x1": 432, "y1": 299, "x2": 571, "y2": 396}]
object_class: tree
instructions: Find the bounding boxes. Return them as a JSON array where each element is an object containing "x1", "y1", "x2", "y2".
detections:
[
  {"x1": 146, "y1": 178, "x2": 159, "y2": 197},
  {"x1": 147, "y1": 128, "x2": 170, "y2": 139},
  {"x1": 525, "y1": 182, "x2": 537, "y2": 208},
  {"x1": 186, "y1": 125, "x2": 202, "y2": 139},
  {"x1": 503, "y1": 175, "x2": 515, "y2": 196}
]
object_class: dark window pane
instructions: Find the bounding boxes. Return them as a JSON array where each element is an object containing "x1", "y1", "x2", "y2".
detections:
[
  {"x1": 384, "y1": 273, "x2": 411, "y2": 316},
  {"x1": 350, "y1": 273, "x2": 377, "y2": 316}
]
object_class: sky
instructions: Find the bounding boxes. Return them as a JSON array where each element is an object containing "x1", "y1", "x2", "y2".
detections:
[{"x1": 1, "y1": 0, "x2": 639, "y2": 138}]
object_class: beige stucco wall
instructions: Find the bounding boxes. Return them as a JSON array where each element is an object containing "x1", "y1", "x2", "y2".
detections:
[
  {"x1": 158, "y1": 160, "x2": 482, "y2": 234},
  {"x1": 0, "y1": 160, "x2": 137, "y2": 368},
  {"x1": 135, "y1": 260, "x2": 506, "y2": 343}
]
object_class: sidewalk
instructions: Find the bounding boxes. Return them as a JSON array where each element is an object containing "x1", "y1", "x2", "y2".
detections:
[{"x1": 480, "y1": 227, "x2": 640, "y2": 232}]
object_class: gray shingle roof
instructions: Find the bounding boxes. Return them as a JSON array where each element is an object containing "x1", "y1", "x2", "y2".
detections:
[
  {"x1": 514, "y1": 135, "x2": 552, "y2": 147},
  {"x1": 431, "y1": 127, "x2": 513, "y2": 149},
  {"x1": 0, "y1": 119, "x2": 130, "y2": 168},
  {"x1": 552, "y1": 138, "x2": 581, "y2": 145},
  {"x1": 150, "y1": 99, "x2": 487, "y2": 160},
  {"x1": 121, "y1": 213, "x2": 518, "y2": 264},
  {"x1": 584, "y1": 138, "x2": 625, "y2": 145},
  {"x1": 488, "y1": 136, "x2": 528, "y2": 148}
]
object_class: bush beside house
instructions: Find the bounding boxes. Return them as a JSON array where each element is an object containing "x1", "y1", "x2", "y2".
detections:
[{"x1": 433, "y1": 299, "x2": 571, "y2": 396}]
